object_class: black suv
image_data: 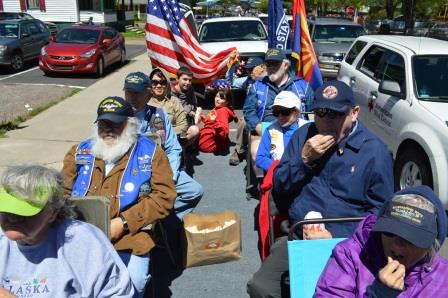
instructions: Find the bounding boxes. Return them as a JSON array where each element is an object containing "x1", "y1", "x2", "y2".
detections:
[
  {"x1": 0, "y1": 19, "x2": 50, "y2": 71},
  {"x1": 308, "y1": 17, "x2": 366, "y2": 78}
]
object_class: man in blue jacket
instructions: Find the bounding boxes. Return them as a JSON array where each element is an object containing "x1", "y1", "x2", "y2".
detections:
[
  {"x1": 247, "y1": 80, "x2": 394, "y2": 298},
  {"x1": 123, "y1": 72, "x2": 203, "y2": 221},
  {"x1": 243, "y1": 48, "x2": 313, "y2": 169}
]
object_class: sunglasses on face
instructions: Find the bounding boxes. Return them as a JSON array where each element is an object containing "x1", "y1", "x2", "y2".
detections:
[
  {"x1": 273, "y1": 108, "x2": 294, "y2": 117},
  {"x1": 265, "y1": 61, "x2": 282, "y2": 68},
  {"x1": 314, "y1": 108, "x2": 347, "y2": 119},
  {"x1": 151, "y1": 79, "x2": 167, "y2": 86}
]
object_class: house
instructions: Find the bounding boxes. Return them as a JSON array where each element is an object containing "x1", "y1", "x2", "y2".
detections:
[{"x1": 0, "y1": 0, "x2": 135, "y2": 29}]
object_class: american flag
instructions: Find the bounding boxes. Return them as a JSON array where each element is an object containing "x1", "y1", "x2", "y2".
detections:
[{"x1": 145, "y1": 0, "x2": 237, "y2": 84}]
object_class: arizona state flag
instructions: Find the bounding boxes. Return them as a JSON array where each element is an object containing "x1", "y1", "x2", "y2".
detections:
[{"x1": 291, "y1": 0, "x2": 323, "y2": 90}]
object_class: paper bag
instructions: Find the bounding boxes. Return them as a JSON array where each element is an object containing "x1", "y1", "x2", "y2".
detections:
[{"x1": 183, "y1": 210, "x2": 241, "y2": 268}]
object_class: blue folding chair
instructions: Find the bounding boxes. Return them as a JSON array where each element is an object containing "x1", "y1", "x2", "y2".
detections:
[{"x1": 287, "y1": 217, "x2": 364, "y2": 298}]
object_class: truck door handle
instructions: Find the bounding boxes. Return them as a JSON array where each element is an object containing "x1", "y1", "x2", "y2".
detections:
[
  {"x1": 350, "y1": 76, "x2": 356, "y2": 84},
  {"x1": 370, "y1": 91, "x2": 378, "y2": 99}
]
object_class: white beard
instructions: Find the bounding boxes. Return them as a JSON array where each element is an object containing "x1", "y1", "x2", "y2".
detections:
[{"x1": 91, "y1": 120, "x2": 139, "y2": 163}]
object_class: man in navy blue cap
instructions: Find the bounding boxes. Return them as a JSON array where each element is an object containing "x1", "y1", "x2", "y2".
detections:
[
  {"x1": 62, "y1": 95, "x2": 176, "y2": 297},
  {"x1": 247, "y1": 80, "x2": 394, "y2": 298},
  {"x1": 242, "y1": 48, "x2": 313, "y2": 174}
]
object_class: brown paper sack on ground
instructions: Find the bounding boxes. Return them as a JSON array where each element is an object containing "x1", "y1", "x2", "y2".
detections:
[{"x1": 183, "y1": 210, "x2": 241, "y2": 268}]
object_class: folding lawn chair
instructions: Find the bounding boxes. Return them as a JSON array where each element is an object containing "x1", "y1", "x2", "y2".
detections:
[{"x1": 287, "y1": 217, "x2": 364, "y2": 298}]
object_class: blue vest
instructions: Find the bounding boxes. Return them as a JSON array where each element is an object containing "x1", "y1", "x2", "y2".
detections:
[
  {"x1": 72, "y1": 136, "x2": 156, "y2": 211},
  {"x1": 254, "y1": 79, "x2": 309, "y2": 120}
]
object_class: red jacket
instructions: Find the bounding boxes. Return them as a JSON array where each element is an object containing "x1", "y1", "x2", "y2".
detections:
[{"x1": 198, "y1": 106, "x2": 236, "y2": 153}]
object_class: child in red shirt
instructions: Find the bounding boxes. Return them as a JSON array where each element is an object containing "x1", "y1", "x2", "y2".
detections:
[{"x1": 197, "y1": 85, "x2": 237, "y2": 153}]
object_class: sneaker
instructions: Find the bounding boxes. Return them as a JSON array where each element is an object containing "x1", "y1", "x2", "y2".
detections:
[{"x1": 229, "y1": 150, "x2": 244, "y2": 166}]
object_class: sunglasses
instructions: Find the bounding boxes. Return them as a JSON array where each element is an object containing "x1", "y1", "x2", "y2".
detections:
[
  {"x1": 273, "y1": 108, "x2": 294, "y2": 117},
  {"x1": 265, "y1": 61, "x2": 282, "y2": 68},
  {"x1": 151, "y1": 79, "x2": 167, "y2": 86},
  {"x1": 314, "y1": 108, "x2": 347, "y2": 119}
]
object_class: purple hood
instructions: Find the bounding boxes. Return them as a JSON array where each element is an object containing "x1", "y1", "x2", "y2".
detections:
[{"x1": 315, "y1": 215, "x2": 448, "y2": 297}]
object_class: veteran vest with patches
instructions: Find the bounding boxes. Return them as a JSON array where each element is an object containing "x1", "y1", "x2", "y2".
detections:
[
  {"x1": 72, "y1": 136, "x2": 156, "y2": 211},
  {"x1": 254, "y1": 80, "x2": 308, "y2": 119}
]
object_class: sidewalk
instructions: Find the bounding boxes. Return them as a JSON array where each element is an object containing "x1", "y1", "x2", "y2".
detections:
[{"x1": 0, "y1": 52, "x2": 151, "y2": 172}]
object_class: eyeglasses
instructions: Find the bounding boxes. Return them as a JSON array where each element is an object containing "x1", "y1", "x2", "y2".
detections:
[
  {"x1": 272, "y1": 108, "x2": 294, "y2": 117},
  {"x1": 314, "y1": 108, "x2": 347, "y2": 119},
  {"x1": 265, "y1": 61, "x2": 282, "y2": 68},
  {"x1": 151, "y1": 79, "x2": 167, "y2": 86}
]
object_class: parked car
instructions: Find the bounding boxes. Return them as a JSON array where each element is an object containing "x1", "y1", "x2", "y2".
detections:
[
  {"x1": 308, "y1": 17, "x2": 366, "y2": 78},
  {"x1": 0, "y1": 18, "x2": 50, "y2": 71},
  {"x1": 39, "y1": 25, "x2": 125, "y2": 77},
  {"x1": 0, "y1": 12, "x2": 57, "y2": 36},
  {"x1": 198, "y1": 17, "x2": 268, "y2": 60},
  {"x1": 338, "y1": 35, "x2": 448, "y2": 208},
  {"x1": 408, "y1": 20, "x2": 435, "y2": 37},
  {"x1": 426, "y1": 22, "x2": 448, "y2": 41}
]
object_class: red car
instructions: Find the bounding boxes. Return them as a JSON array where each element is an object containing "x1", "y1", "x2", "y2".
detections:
[{"x1": 39, "y1": 25, "x2": 125, "y2": 77}]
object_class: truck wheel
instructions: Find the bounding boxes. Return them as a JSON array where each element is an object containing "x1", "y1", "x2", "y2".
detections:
[{"x1": 394, "y1": 148, "x2": 433, "y2": 191}]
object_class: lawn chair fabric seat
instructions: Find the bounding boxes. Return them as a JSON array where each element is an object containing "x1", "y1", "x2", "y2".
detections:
[
  {"x1": 68, "y1": 196, "x2": 110, "y2": 237},
  {"x1": 287, "y1": 217, "x2": 363, "y2": 298}
]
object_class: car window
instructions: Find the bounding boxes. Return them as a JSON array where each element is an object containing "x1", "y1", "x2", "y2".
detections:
[
  {"x1": 345, "y1": 40, "x2": 367, "y2": 64},
  {"x1": 413, "y1": 55, "x2": 448, "y2": 100},
  {"x1": 55, "y1": 28, "x2": 100, "y2": 44},
  {"x1": 377, "y1": 50, "x2": 406, "y2": 93},
  {"x1": 0, "y1": 23, "x2": 19, "y2": 38},
  {"x1": 358, "y1": 46, "x2": 387, "y2": 79},
  {"x1": 36, "y1": 21, "x2": 47, "y2": 33},
  {"x1": 199, "y1": 20, "x2": 267, "y2": 42},
  {"x1": 313, "y1": 25, "x2": 365, "y2": 42},
  {"x1": 22, "y1": 22, "x2": 40, "y2": 37}
]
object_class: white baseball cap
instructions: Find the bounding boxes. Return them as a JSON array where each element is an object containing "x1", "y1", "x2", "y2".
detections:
[{"x1": 272, "y1": 91, "x2": 302, "y2": 110}]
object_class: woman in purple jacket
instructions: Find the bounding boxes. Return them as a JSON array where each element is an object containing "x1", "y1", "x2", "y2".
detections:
[{"x1": 315, "y1": 186, "x2": 448, "y2": 297}]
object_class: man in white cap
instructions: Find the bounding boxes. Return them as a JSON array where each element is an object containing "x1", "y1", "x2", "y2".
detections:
[{"x1": 255, "y1": 91, "x2": 308, "y2": 172}]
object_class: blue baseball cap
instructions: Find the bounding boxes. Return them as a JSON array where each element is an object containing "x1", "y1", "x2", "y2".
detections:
[
  {"x1": 123, "y1": 71, "x2": 150, "y2": 93},
  {"x1": 245, "y1": 56, "x2": 264, "y2": 69},
  {"x1": 96, "y1": 96, "x2": 134, "y2": 124},
  {"x1": 311, "y1": 80, "x2": 356, "y2": 112},
  {"x1": 373, "y1": 186, "x2": 439, "y2": 249}
]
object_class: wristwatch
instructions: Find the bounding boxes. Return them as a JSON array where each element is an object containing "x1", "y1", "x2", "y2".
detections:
[{"x1": 119, "y1": 214, "x2": 129, "y2": 233}]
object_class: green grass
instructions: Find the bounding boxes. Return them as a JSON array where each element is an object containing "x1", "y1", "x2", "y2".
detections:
[
  {"x1": 122, "y1": 31, "x2": 145, "y2": 39},
  {"x1": 0, "y1": 88, "x2": 82, "y2": 137}
]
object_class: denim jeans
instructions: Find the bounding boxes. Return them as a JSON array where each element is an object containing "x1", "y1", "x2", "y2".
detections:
[
  {"x1": 118, "y1": 252, "x2": 150, "y2": 298},
  {"x1": 174, "y1": 170, "x2": 203, "y2": 220}
]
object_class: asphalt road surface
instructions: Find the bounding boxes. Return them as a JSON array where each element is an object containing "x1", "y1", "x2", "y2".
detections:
[
  {"x1": 0, "y1": 39, "x2": 147, "y2": 88},
  {"x1": 151, "y1": 123, "x2": 260, "y2": 298}
]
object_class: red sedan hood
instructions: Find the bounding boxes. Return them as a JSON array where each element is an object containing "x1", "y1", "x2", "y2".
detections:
[{"x1": 45, "y1": 42, "x2": 98, "y2": 56}]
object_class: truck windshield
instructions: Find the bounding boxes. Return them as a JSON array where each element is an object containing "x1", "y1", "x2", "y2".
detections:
[{"x1": 199, "y1": 20, "x2": 267, "y2": 42}]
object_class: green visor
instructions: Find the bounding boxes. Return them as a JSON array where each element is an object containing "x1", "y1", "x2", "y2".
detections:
[{"x1": 0, "y1": 187, "x2": 45, "y2": 217}]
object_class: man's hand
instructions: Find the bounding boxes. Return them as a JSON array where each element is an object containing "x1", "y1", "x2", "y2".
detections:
[
  {"x1": 110, "y1": 217, "x2": 125, "y2": 242},
  {"x1": 301, "y1": 134, "x2": 336, "y2": 164},
  {"x1": 255, "y1": 123, "x2": 262, "y2": 136},
  {"x1": 378, "y1": 257, "x2": 405, "y2": 291},
  {"x1": 0, "y1": 288, "x2": 16, "y2": 298}
]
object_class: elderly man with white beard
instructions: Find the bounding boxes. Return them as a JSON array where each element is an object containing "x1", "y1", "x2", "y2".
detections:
[
  {"x1": 243, "y1": 48, "x2": 314, "y2": 168},
  {"x1": 61, "y1": 96, "x2": 176, "y2": 298}
]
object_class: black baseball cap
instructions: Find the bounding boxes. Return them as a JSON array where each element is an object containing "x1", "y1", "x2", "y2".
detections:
[
  {"x1": 96, "y1": 96, "x2": 134, "y2": 123},
  {"x1": 373, "y1": 186, "x2": 439, "y2": 249}
]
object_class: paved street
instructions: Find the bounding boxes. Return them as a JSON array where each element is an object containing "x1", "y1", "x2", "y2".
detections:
[{"x1": 0, "y1": 39, "x2": 147, "y2": 88}]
